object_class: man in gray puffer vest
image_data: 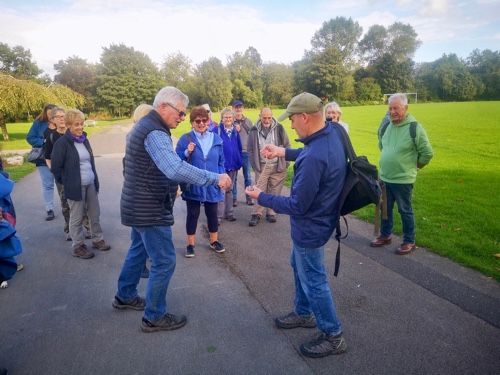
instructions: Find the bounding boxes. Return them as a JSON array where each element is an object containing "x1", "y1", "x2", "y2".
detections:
[{"x1": 113, "y1": 86, "x2": 232, "y2": 333}]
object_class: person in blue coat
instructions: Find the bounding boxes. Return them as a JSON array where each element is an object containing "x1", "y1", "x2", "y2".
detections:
[
  {"x1": 211, "y1": 107, "x2": 242, "y2": 222},
  {"x1": 26, "y1": 104, "x2": 56, "y2": 220},
  {"x1": 176, "y1": 106, "x2": 225, "y2": 257}
]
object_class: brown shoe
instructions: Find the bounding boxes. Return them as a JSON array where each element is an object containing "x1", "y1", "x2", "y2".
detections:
[
  {"x1": 92, "y1": 240, "x2": 111, "y2": 251},
  {"x1": 395, "y1": 243, "x2": 416, "y2": 255},
  {"x1": 73, "y1": 244, "x2": 94, "y2": 259},
  {"x1": 246, "y1": 197, "x2": 254, "y2": 206},
  {"x1": 370, "y1": 236, "x2": 392, "y2": 247}
]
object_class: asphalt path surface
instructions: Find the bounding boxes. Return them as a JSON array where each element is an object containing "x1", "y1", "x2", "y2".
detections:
[{"x1": 1, "y1": 122, "x2": 499, "y2": 375}]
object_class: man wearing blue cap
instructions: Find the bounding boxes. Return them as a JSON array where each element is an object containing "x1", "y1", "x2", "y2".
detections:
[{"x1": 232, "y1": 100, "x2": 254, "y2": 206}]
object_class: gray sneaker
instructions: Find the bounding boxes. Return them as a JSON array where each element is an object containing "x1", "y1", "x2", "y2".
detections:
[
  {"x1": 300, "y1": 332, "x2": 347, "y2": 358},
  {"x1": 112, "y1": 296, "x2": 146, "y2": 311},
  {"x1": 275, "y1": 312, "x2": 317, "y2": 329},
  {"x1": 141, "y1": 313, "x2": 187, "y2": 333}
]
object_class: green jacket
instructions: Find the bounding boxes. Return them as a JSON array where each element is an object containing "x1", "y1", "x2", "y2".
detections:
[{"x1": 378, "y1": 114, "x2": 433, "y2": 184}]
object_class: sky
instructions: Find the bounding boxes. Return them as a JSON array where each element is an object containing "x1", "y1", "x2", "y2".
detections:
[{"x1": 0, "y1": 0, "x2": 499, "y2": 78}]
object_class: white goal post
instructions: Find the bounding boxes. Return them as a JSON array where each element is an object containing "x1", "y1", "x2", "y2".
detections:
[{"x1": 383, "y1": 93, "x2": 417, "y2": 104}]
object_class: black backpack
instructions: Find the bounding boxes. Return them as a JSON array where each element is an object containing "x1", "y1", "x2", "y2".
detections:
[{"x1": 331, "y1": 122, "x2": 382, "y2": 276}]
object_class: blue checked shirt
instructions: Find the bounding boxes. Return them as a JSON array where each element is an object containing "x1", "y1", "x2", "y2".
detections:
[{"x1": 145, "y1": 130, "x2": 219, "y2": 187}]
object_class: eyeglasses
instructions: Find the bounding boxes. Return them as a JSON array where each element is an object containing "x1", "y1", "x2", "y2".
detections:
[
  {"x1": 222, "y1": 116, "x2": 233, "y2": 119},
  {"x1": 165, "y1": 102, "x2": 186, "y2": 118},
  {"x1": 193, "y1": 118, "x2": 209, "y2": 124},
  {"x1": 54, "y1": 115, "x2": 64, "y2": 119}
]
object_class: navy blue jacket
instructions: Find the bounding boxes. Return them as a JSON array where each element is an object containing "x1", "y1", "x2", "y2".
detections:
[
  {"x1": 211, "y1": 125, "x2": 243, "y2": 171},
  {"x1": 258, "y1": 123, "x2": 347, "y2": 248},
  {"x1": 50, "y1": 130, "x2": 99, "y2": 201}
]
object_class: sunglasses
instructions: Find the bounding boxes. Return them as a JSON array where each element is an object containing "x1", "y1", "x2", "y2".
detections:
[
  {"x1": 193, "y1": 118, "x2": 209, "y2": 125},
  {"x1": 165, "y1": 102, "x2": 186, "y2": 118}
]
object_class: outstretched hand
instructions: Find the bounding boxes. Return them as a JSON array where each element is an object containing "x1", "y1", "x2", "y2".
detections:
[
  {"x1": 245, "y1": 185, "x2": 262, "y2": 199},
  {"x1": 260, "y1": 144, "x2": 285, "y2": 159},
  {"x1": 218, "y1": 173, "x2": 232, "y2": 190}
]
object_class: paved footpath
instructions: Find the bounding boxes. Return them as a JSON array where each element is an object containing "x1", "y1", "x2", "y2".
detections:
[{"x1": 1, "y1": 122, "x2": 499, "y2": 375}]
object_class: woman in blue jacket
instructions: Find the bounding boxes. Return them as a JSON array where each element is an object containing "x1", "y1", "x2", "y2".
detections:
[
  {"x1": 176, "y1": 106, "x2": 225, "y2": 258},
  {"x1": 26, "y1": 104, "x2": 56, "y2": 220},
  {"x1": 211, "y1": 107, "x2": 242, "y2": 223}
]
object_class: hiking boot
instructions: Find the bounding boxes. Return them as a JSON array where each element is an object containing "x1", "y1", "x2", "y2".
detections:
[
  {"x1": 370, "y1": 236, "x2": 392, "y2": 247},
  {"x1": 226, "y1": 215, "x2": 236, "y2": 222},
  {"x1": 395, "y1": 243, "x2": 416, "y2": 255},
  {"x1": 112, "y1": 295, "x2": 146, "y2": 311},
  {"x1": 92, "y1": 240, "x2": 111, "y2": 251},
  {"x1": 300, "y1": 332, "x2": 347, "y2": 358},
  {"x1": 275, "y1": 312, "x2": 317, "y2": 329},
  {"x1": 141, "y1": 265, "x2": 150, "y2": 278},
  {"x1": 141, "y1": 313, "x2": 187, "y2": 333},
  {"x1": 249, "y1": 214, "x2": 261, "y2": 227},
  {"x1": 233, "y1": 199, "x2": 238, "y2": 207},
  {"x1": 246, "y1": 197, "x2": 254, "y2": 206},
  {"x1": 266, "y1": 214, "x2": 277, "y2": 223},
  {"x1": 210, "y1": 240, "x2": 225, "y2": 253},
  {"x1": 66, "y1": 233, "x2": 72, "y2": 241},
  {"x1": 73, "y1": 244, "x2": 94, "y2": 259},
  {"x1": 46, "y1": 210, "x2": 55, "y2": 221},
  {"x1": 184, "y1": 245, "x2": 195, "y2": 258}
]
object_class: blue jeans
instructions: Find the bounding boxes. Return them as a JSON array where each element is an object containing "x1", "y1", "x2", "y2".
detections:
[
  {"x1": 380, "y1": 182, "x2": 415, "y2": 244},
  {"x1": 291, "y1": 242, "x2": 342, "y2": 336},
  {"x1": 233, "y1": 152, "x2": 252, "y2": 200},
  {"x1": 116, "y1": 226, "x2": 176, "y2": 321},
  {"x1": 37, "y1": 165, "x2": 54, "y2": 211}
]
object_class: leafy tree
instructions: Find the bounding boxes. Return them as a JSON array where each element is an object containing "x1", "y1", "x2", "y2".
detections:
[
  {"x1": 95, "y1": 43, "x2": 162, "y2": 117},
  {"x1": 355, "y1": 77, "x2": 382, "y2": 102},
  {"x1": 227, "y1": 47, "x2": 263, "y2": 107},
  {"x1": 310, "y1": 17, "x2": 362, "y2": 68},
  {"x1": 0, "y1": 43, "x2": 43, "y2": 80},
  {"x1": 262, "y1": 63, "x2": 294, "y2": 106},
  {"x1": 160, "y1": 52, "x2": 195, "y2": 94},
  {"x1": 195, "y1": 57, "x2": 232, "y2": 111},
  {"x1": 432, "y1": 54, "x2": 477, "y2": 101},
  {"x1": 54, "y1": 56, "x2": 97, "y2": 113},
  {"x1": 295, "y1": 48, "x2": 355, "y2": 102},
  {"x1": 466, "y1": 49, "x2": 500, "y2": 99},
  {"x1": 358, "y1": 25, "x2": 387, "y2": 64},
  {"x1": 373, "y1": 53, "x2": 415, "y2": 94}
]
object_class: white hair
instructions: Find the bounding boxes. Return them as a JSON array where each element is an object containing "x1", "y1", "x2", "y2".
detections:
[
  {"x1": 388, "y1": 93, "x2": 408, "y2": 106},
  {"x1": 153, "y1": 86, "x2": 189, "y2": 109}
]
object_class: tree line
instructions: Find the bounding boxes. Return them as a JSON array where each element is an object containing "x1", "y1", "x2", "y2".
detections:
[{"x1": 1, "y1": 16, "x2": 499, "y2": 139}]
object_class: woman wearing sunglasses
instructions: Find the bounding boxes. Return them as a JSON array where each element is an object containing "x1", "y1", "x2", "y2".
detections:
[{"x1": 175, "y1": 106, "x2": 226, "y2": 258}]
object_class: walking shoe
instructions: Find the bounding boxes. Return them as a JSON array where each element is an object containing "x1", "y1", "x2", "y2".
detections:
[
  {"x1": 66, "y1": 233, "x2": 71, "y2": 241},
  {"x1": 370, "y1": 236, "x2": 392, "y2": 247},
  {"x1": 141, "y1": 265, "x2": 150, "y2": 278},
  {"x1": 226, "y1": 215, "x2": 236, "y2": 221},
  {"x1": 112, "y1": 295, "x2": 146, "y2": 311},
  {"x1": 72, "y1": 244, "x2": 94, "y2": 259},
  {"x1": 46, "y1": 210, "x2": 55, "y2": 221},
  {"x1": 275, "y1": 312, "x2": 317, "y2": 329},
  {"x1": 300, "y1": 331, "x2": 347, "y2": 358},
  {"x1": 85, "y1": 230, "x2": 92, "y2": 239},
  {"x1": 266, "y1": 214, "x2": 277, "y2": 223},
  {"x1": 233, "y1": 198, "x2": 238, "y2": 207},
  {"x1": 395, "y1": 243, "x2": 416, "y2": 255},
  {"x1": 184, "y1": 245, "x2": 195, "y2": 258},
  {"x1": 246, "y1": 197, "x2": 254, "y2": 206},
  {"x1": 92, "y1": 240, "x2": 111, "y2": 251},
  {"x1": 249, "y1": 214, "x2": 261, "y2": 227},
  {"x1": 210, "y1": 240, "x2": 225, "y2": 253},
  {"x1": 141, "y1": 313, "x2": 187, "y2": 333}
]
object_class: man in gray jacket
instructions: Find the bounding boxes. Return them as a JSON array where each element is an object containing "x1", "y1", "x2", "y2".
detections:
[{"x1": 247, "y1": 108, "x2": 291, "y2": 226}]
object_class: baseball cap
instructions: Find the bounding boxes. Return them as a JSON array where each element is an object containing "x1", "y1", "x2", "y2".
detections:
[
  {"x1": 232, "y1": 100, "x2": 243, "y2": 107},
  {"x1": 277, "y1": 93, "x2": 324, "y2": 122}
]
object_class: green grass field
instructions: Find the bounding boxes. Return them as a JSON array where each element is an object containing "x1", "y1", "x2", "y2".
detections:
[{"x1": 3, "y1": 103, "x2": 500, "y2": 281}]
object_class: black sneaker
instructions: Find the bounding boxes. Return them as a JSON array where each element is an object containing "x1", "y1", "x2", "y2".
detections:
[
  {"x1": 266, "y1": 214, "x2": 277, "y2": 223},
  {"x1": 233, "y1": 199, "x2": 238, "y2": 207},
  {"x1": 275, "y1": 312, "x2": 317, "y2": 329},
  {"x1": 112, "y1": 295, "x2": 146, "y2": 311},
  {"x1": 141, "y1": 313, "x2": 187, "y2": 333},
  {"x1": 226, "y1": 215, "x2": 236, "y2": 221},
  {"x1": 184, "y1": 245, "x2": 195, "y2": 258},
  {"x1": 300, "y1": 332, "x2": 347, "y2": 358},
  {"x1": 210, "y1": 240, "x2": 225, "y2": 253},
  {"x1": 46, "y1": 210, "x2": 55, "y2": 221},
  {"x1": 249, "y1": 214, "x2": 261, "y2": 227}
]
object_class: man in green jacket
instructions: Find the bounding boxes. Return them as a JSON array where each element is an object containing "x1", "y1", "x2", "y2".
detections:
[{"x1": 370, "y1": 93, "x2": 434, "y2": 254}]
